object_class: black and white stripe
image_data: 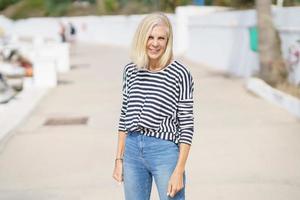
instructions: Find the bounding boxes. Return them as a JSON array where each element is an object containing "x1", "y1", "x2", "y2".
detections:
[{"x1": 118, "y1": 60, "x2": 194, "y2": 145}]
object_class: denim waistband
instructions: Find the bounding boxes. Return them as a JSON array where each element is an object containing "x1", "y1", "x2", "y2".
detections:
[{"x1": 127, "y1": 131, "x2": 142, "y2": 137}]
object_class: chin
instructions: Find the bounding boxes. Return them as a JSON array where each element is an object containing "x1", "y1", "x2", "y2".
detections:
[
  {"x1": 148, "y1": 56, "x2": 159, "y2": 60},
  {"x1": 148, "y1": 54, "x2": 162, "y2": 60}
]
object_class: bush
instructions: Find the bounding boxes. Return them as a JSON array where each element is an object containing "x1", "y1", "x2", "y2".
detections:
[
  {"x1": 10, "y1": 0, "x2": 46, "y2": 19},
  {"x1": 104, "y1": 0, "x2": 120, "y2": 13},
  {"x1": 0, "y1": 0, "x2": 20, "y2": 11},
  {"x1": 44, "y1": 0, "x2": 71, "y2": 16}
]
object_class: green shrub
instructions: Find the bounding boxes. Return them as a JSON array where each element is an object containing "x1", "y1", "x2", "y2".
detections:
[
  {"x1": 11, "y1": 0, "x2": 46, "y2": 19},
  {"x1": 44, "y1": 0, "x2": 71, "y2": 16},
  {"x1": 104, "y1": 0, "x2": 120, "y2": 13},
  {"x1": 0, "y1": 0, "x2": 20, "y2": 11},
  {"x1": 230, "y1": 0, "x2": 254, "y2": 8}
]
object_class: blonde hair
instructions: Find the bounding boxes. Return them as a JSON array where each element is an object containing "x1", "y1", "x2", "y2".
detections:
[{"x1": 130, "y1": 12, "x2": 173, "y2": 69}]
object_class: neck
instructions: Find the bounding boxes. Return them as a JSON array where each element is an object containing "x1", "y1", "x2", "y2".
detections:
[{"x1": 149, "y1": 60, "x2": 160, "y2": 71}]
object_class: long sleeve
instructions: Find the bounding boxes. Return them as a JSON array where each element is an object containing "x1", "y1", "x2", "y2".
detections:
[
  {"x1": 118, "y1": 67, "x2": 128, "y2": 132},
  {"x1": 177, "y1": 69, "x2": 194, "y2": 145}
]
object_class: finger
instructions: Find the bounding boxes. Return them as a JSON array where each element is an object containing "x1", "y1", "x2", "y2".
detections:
[
  {"x1": 170, "y1": 187, "x2": 178, "y2": 198},
  {"x1": 117, "y1": 174, "x2": 123, "y2": 182},
  {"x1": 112, "y1": 174, "x2": 118, "y2": 181},
  {"x1": 167, "y1": 182, "x2": 172, "y2": 197},
  {"x1": 113, "y1": 173, "x2": 122, "y2": 182}
]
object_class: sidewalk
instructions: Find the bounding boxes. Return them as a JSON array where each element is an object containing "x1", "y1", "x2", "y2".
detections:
[{"x1": 0, "y1": 43, "x2": 299, "y2": 200}]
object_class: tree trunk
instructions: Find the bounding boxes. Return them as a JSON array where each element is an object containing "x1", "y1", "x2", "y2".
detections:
[{"x1": 256, "y1": 0, "x2": 287, "y2": 86}]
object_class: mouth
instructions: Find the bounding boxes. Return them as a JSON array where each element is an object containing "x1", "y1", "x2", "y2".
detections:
[{"x1": 148, "y1": 48, "x2": 160, "y2": 54}]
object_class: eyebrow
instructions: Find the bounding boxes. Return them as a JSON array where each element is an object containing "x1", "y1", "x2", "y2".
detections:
[{"x1": 148, "y1": 34, "x2": 167, "y2": 38}]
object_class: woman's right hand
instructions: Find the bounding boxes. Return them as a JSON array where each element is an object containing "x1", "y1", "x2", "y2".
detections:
[{"x1": 112, "y1": 159, "x2": 123, "y2": 183}]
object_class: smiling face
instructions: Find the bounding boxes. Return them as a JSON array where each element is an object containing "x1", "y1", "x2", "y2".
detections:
[{"x1": 146, "y1": 25, "x2": 168, "y2": 67}]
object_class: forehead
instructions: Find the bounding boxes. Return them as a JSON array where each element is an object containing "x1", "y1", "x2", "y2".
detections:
[{"x1": 150, "y1": 25, "x2": 168, "y2": 35}]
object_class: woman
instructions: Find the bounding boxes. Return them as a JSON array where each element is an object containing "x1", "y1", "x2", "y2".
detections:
[{"x1": 113, "y1": 13, "x2": 194, "y2": 200}]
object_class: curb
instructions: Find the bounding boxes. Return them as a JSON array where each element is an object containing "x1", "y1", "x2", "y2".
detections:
[
  {"x1": 246, "y1": 77, "x2": 300, "y2": 118},
  {"x1": 0, "y1": 88, "x2": 49, "y2": 144}
]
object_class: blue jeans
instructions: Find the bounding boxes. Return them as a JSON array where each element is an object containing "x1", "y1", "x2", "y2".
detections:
[{"x1": 123, "y1": 132, "x2": 185, "y2": 200}]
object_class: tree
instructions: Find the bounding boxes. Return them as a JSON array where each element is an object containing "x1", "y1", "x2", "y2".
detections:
[
  {"x1": 96, "y1": 0, "x2": 105, "y2": 13},
  {"x1": 256, "y1": 0, "x2": 287, "y2": 85},
  {"x1": 0, "y1": 0, "x2": 20, "y2": 11}
]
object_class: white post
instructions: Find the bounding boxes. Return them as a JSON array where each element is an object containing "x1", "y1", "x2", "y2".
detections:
[
  {"x1": 33, "y1": 58, "x2": 57, "y2": 88},
  {"x1": 56, "y1": 43, "x2": 70, "y2": 73}
]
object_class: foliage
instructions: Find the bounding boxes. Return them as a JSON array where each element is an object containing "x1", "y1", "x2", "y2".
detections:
[
  {"x1": 0, "y1": 0, "x2": 20, "y2": 11},
  {"x1": 100, "y1": 0, "x2": 193, "y2": 14},
  {"x1": 1, "y1": 0, "x2": 72, "y2": 19},
  {"x1": 160, "y1": 0, "x2": 193, "y2": 12},
  {"x1": 9, "y1": 0, "x2": 45, "y2": 19},
  {"x1": 210, "y1": 0, "x2": 255, "y2": 8},
  {"x1": 104, "y1": 0, "x2": 120, "y2": 13},
  {"x1": 44, "y1": 0, "x2": 72, "y2": 16},
  {"x1": 1, "y1": 0, "x2": 300, "y2": 18},
  {"x1": 230, "y1": 0, "x2": 255, "y2": 8}
]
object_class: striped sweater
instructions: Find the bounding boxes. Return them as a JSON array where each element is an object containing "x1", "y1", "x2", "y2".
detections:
[{"x1": 118, "y1": 60, "x2": 194, "y2": 145}]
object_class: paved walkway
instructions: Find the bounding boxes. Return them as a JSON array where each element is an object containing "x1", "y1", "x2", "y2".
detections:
[{"x1": 0, "y1": 43, "x2": 300, "y2": 200}]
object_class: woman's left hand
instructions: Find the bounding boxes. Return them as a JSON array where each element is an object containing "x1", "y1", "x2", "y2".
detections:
[{"x1": 167, "y1": 169, "x2": 184, "y2": 198}]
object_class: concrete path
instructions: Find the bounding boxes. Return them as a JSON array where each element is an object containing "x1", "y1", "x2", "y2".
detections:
[{"x1": 0, "y1": 43, "x2": 299, "y2": 200}]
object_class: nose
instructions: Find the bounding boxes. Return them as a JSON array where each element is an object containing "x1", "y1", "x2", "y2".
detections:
[{"x1": 152, "y1": 39, "x2": 158, "y2": 47}]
